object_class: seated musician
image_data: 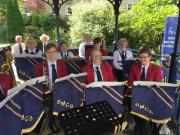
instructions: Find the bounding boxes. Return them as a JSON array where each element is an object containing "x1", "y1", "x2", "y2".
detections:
[
  {"x1": 79, "y1": 34, "x2": 93, "y2": 58},
  {"x1": 81, "y1": 49, "x2": 114, "y2": 84},
  {"x1": 22, "y1": 37, "x2": 42, "y2": 57},
  {"x1": 57, "y1": 42, "x2": 75, "y2": 59},
  {"x1": 37, "y1": 33, "x2": 50, "y2": 52},
  {"x1": 35, "y1": 43, "x2": 67, "y2": 86},
  {"x1": 126, "y1": 48, "x2": 162, "y2": 135},
  {"x1": 113, "y1": 38, "x2": 133, "y2": 81},
  {"x1": 85, "y1": 37, "x2": 108, "y2": 61},
  {"x1": 11, "y1": 35, "x2": 26, "y2": 58}
]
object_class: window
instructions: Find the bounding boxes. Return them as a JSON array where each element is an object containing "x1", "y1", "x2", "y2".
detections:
[
  {"x1": 66, "y1": 7, "x2": 72, "y2": 15},
  {"x1": 127, "y1": 3, "x2": 133, "y2": 10}
]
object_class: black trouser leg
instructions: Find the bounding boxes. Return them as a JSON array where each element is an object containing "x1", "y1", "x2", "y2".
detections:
[
  {"x1": 133, "y1": 116, "x2": 159, "y2": 135},
  {"x1": 115, "y1": 69, "x2": 124, "y2": 82}
]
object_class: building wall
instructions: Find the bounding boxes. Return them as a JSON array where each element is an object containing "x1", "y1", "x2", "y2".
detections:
[{"x1": 121, "y1": 0, "x2": 138, "y2": 10}]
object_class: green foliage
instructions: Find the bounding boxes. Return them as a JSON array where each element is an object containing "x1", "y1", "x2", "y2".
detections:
[
  {"x1": 23, "y1": 12, "x2": 70, "y2": 43},
  {"x1": 68, "y1": 0, "x2": 177, "y2": 52},
  {"x1": 119, "y1": 0, "x2": 178, "y2": 52},
  {"x1": 0, "y1": 0, "x2": 23, "y2": 22},
  {"x1": 69, "y1": 0, "x2": 114, "y2": 48},
  {"x1": 0, "y1": 0, "x2": 6, "y2": 17},
  {"x1": 0, "y1": 23, "x2": 8, "y2": 43},
  {"x1": 6, "y1": 0, "x2": 24, "y2": 42},
  {"x1": 23, "y1": 26, "x2": 43, "y2": 41}
]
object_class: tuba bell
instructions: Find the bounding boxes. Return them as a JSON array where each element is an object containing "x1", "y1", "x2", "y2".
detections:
[
  {"x1": 0, "y1": 51, "x2": 13, "y2": 74},
  {"x1": 0, "y1": 63, "x2": 10, "y2": 74},
  {"x1": 5, "y1": 51, "x2": 13, "y2": 64}
]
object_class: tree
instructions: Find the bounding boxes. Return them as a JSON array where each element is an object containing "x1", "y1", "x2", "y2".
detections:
[
  {"x1": 23, "y1": 12, "x2": 70, "y2": 43},
  {"x1": 6, "y1": 0, "x2": 24, "y2": 42},
  {"x1": 119, "y1": 0, "x2": 178, "y2": 52},
  {"x1": 68, "y1": 0, "x2": 177, "y2": 52},
  {"x1": 68, "y1": 0, "x2": 114, "y2": 49},
  {"x1": 0, "y1": 0, "x2": 23, "y2": 23}
]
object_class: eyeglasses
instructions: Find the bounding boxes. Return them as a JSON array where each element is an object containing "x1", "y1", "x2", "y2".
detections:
[
  {"x1": 139, "y1": 56, "x2": 150, "y2": 59},
  {"x1": 46, "y1": 50, "x2": 57, "y2": 54}
]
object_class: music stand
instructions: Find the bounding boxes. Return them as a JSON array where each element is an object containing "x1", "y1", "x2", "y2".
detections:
[
  {"x1": 37, "y1": 91, "x2": 60, "y2": 135},
  {"x1": 85, "y1": 45, "x2": 93, "y2": 57},
  {"x1": 123, "y1": 58, "x2": 139, "y2": 80},
  {"x1": 58, "y1": 101, "x2": 122, "y2": 135}
]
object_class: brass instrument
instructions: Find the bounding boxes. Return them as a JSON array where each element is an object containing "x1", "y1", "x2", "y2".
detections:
[
  {"x1": 0, "y1": 49, "x2": 17, "y2": 86},
  {"x1": 0, "y1": 63, "x2": 10, "y2": 74},
  {"x1": 5, "y1": 51, "x2": 13, "y2": 64}
]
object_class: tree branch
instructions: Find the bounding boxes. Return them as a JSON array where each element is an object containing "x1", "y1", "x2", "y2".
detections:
[
  {"x1": 41, "y1": 0, "x2": 71, "y2": 10},
  {"x1": 107, "y1": 0, "x2": 114, "y2": 7},
  {"x1": 59, "y1": 0, "x2": 71, "y2": 8}
]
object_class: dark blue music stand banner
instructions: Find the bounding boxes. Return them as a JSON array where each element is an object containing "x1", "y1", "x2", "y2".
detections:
[
  {"x1": 52, "y1": 73, "x2": 86, "y2": 115},
  {"x1": 62, "y1": 58, "x2": 85, "y2": 75},
  {"x1": 15, "y1": 57, "x2": 43, "y2": 81},
  {"x1": 85, "y1": 82, "x2": 124, "y2": 115},
  {"x1": 0, "y1": 77, "x2": 45, "y2": 134},
  {"x1": 131, "y1": 82, "x2": 178, "y2": 124}
]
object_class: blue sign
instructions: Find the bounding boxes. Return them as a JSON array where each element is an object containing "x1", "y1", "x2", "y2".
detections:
[
  {"x1": 161, "y1": 16, "x2": 179, "y2": 81},
  {"x1": 161, "y1": 16, "x2": 178, "y2": 54}
]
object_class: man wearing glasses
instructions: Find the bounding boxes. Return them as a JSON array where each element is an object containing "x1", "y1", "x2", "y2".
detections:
[
  {"x1": 126, "y1": 48, "x2": 162, "y2": 135},
  {"x1": 35, "y1": 43, "x2": 67, "y2": 86}
]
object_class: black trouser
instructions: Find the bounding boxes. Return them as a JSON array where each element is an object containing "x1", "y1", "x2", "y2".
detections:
[
  {"x1": 115, "y1": 69, "x2": 124, "y2": 82},
  {"x1": 134, "y1": 116, "x2": 159, "y2": 135}
]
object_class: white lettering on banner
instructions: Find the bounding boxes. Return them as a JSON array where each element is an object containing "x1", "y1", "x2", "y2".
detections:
[{"x1": 57, "y1": 100, "x2": 74, "y2": 109}]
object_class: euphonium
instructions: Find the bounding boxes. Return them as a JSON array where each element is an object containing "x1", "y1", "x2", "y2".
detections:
[
  {"x1": 0, "y1": 51, "x2": 13, "y2": 74},
  {"x1": 0, "y1": 51, "x2": 12, "y2": 74},
  {"x1": 5, "y1": 51, "x2": 13, "y2": 64},
  {"x1": 1, "y1": 63, "x2": 10, "y2": 74}
]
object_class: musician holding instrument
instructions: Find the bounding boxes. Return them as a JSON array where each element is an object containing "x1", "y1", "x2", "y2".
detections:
[
  {"x1": 57, "y1": 41, "x2": 75, "y2": 59},
  {"x1": 0, "y1": 50, "x2": 15, "y2": 100},
  {"x1": 85, "y1": 37, "x2": 108, "y2": 61},
  {"x1": 35, "y1": 43, "x2": 67, "y2": 87},
  {"x1": 126, "y1": 48, "x2": 163, "y2": 135},
  {"x1": 113, "y1": 38, "x2": 133, "y2": 81},
  {"x1": 82, "y1": 49, "x2": 114, "y2": 84},
  {"x1": 0, "y1": 72, "x2": 14, "y2": 100}
]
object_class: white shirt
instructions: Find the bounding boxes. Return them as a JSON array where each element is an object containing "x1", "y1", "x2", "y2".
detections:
[
  {"x1": 113, "y1": 49, "x2": 133, "y2": 70},
  {"x1": 57, "y1": 51, "x2": 75, "y2": 59},
  {"x1": 141, "y1": 64, "x2": 149, "y2": 79},
  {"x1": 42, "y1": 42, "x2": 48, "y2": 46},
  {"x1": 47, "y1": 60, "x2": 57, "y2": 86},
  {"x1": 21, "y1": 48, "x2": 43, "y2": 58},
  {"x1": 93, "y1": 64, "x2": 103, "y2": 82},
  {"x1": 78, "y1": 42, "x2": 93, "y2": 58},
  {"x1": 11, "y1": 43, "x2": 26, "y2": 57}
]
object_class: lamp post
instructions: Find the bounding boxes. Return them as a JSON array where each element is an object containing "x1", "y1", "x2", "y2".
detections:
[
  {"x1": 168, "y1": 0, "x2": 180, "y2": 83},
  {"x1": 41, "y1": 0, "x2": 70, "y2": 45},
  {"x1": 107, "y1": 0, "x2": 123, "y2": 51}
]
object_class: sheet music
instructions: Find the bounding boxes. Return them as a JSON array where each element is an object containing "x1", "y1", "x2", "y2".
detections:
[
  {"x1": 133, "y1": 81, "x2": 179, "y2": 87},
  {"x1": 86, "y1": 81, "x2": 124, "y2": 88}
]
